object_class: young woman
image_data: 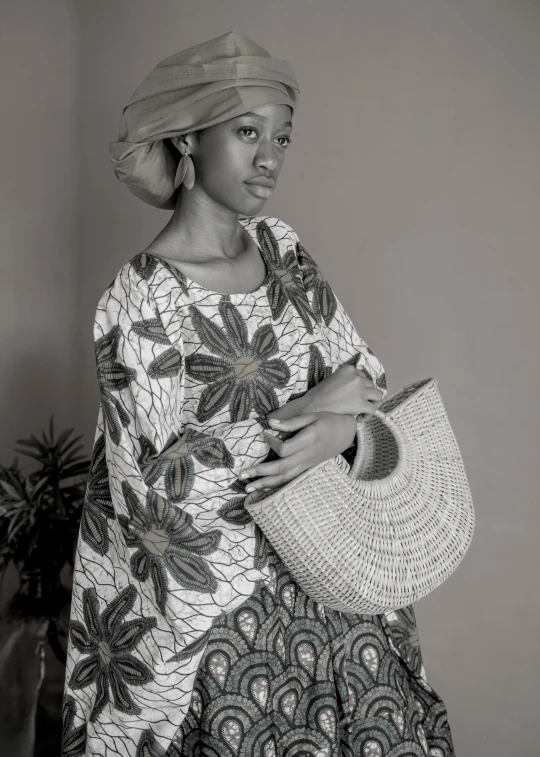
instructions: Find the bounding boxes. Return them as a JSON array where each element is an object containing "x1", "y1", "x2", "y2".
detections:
[{"x1": 62, "y1": 31, "x2": 455, "y2": 757}]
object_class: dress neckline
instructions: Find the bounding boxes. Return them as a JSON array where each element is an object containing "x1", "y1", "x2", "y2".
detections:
[{"x1": 150, "y1": 218, "x2": 272, "y2": 298}]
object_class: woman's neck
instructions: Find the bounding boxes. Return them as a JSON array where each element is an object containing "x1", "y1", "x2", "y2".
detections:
[{"x1": 158, "y1": 188, "x2": 247, "y2": 263}]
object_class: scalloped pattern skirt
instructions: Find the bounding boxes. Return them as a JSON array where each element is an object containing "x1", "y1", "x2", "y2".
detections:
[{"x1": 165, "y1": 538, "x2": 455, "y2": 757}]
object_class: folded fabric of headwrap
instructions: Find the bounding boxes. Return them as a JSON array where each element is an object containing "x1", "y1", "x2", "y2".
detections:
[{"x1": 108, "y1": 30, "x2": 300, "y2": 209}]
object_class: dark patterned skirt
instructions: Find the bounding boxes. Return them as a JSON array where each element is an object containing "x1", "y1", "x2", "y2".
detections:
[{"x1": 166, "y1": 539, "x2": 455, "y2": 757}]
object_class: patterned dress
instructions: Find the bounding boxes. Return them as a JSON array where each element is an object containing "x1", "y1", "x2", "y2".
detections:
[{"x1": 62, "y1": 215, "x2": 455, "y2": 757}]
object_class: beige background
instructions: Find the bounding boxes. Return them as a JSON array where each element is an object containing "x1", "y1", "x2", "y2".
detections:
[{"x1": 2, "y1": 1, "x2": 540, "y2": 755}]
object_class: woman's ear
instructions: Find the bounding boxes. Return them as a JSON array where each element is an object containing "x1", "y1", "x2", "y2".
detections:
[
  {"x1": 169, "y1": 135, "x2": 185, "y2": 153},
  {"x1": 170, "y1": 132, "x2": 199, "y2": 155}
]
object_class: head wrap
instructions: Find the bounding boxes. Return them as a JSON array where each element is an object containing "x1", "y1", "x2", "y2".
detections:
[{"x1": 108, "y1": 31, "x2": 300, "y2": 209}]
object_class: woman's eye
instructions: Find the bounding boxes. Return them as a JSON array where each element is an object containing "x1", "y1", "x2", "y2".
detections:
[{"x1": 239, "y1": 129, "x2": 291, "y2": 147}]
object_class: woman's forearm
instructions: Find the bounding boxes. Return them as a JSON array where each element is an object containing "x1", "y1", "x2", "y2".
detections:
[
  {"x1": 265, "y1": 364, "x2": 377, "y2": 448},
  {"x1": 266, "y1": 388, "x2": 358, "y2": 445},
  {"x1": 267, "y1": 368, "x2": 362, "y2": 425}
]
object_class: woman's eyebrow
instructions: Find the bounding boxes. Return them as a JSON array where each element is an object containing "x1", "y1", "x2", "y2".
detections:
[{"x1": 237, "y1": 111, "x2": 293, "y2": 127}]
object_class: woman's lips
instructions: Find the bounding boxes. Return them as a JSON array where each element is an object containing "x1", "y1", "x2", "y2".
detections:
[{"x1": 244, "y1": 182, "x2": 273, "y2": 198}]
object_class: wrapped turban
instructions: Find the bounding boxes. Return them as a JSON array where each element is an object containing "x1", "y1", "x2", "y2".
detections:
[{"x1": 108, "y1": 31, "x2": 300, "y2": 209}]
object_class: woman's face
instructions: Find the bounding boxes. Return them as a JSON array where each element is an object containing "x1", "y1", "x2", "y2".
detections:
[{"x1": 172, "y1": 103, "x2": 293, "y2": 214}]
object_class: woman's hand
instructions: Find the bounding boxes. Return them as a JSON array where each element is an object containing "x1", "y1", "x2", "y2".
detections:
[
  {"x1": 241, "y1": 410, "x2": 357, "y2": 505},
  {"x1": 265, "y1": 365, "x2": 383, "y2": 436}
]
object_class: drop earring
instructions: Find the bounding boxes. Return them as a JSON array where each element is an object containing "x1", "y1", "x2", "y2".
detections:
[{"x1": 173, "y1": 151, "x2": 195, "y2": 191}]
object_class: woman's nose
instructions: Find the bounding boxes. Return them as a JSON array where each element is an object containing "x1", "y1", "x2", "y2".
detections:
[{"x1": 254, "y1": 142, "x2": 279, "y2": 172}]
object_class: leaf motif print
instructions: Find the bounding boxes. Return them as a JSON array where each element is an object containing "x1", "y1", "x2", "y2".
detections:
[
  {"x1": 95, "y1": 326, "x2": 136, "y2": 445},
  {"x1": 308, "y1": 342, "x2": 334, "y2": 384},
  {"x1": 253, "y1": 525, "x2": 270, "y2": 570},
  {"x1": 194, "y1": 301, "x2": 238, "y2": 358},
  {"x1": 80, "y1": 432, "x2": 114, "y2": 555},
  {"x1": 185, "y1": 297, "x2": 290, "y2": 423},
  {"x1": 148, "y1": 347, "x2": 183, "y2": 379},
  {"x1": 68, "y1": 585, "x2": 156, "y2": 722},
  {"x1": 127, "y1": 286, "x2": 184, "y2": 381},
  {"x1": 117, "y1": 482, "x2": 224, "y2": 614},
  {"x1": 61, "y1": 695, "x2": 87, "y2": 757},
  {"x1": 137, "y1": 428, "x2": 235, "y2": 502},
  {"x1": 295, "y1": 240, "x2": 337, "y2": 327},
  {"x1": 134, "y1": 729, "x2": 168, "y2": 757},
  {"x1": 216, "y1": 496, "x2": 253, "y2": 525},
  {"x1": 130, "y1": 252, "x2": 158, "y2": 281},
  {"x1": 288, "y1": 343, "x2": 334, "y2": 403},
  {"x1": 131, "y1": 317, "x2": 170, "y2": 345},
  {"x1": 248, "y1": 321, "x2": 278, "y2": 360},
  {"x1": 131, "y1": 251, "x2": 190, "y2": 294},
  {"x1": 256, "y1": 220, "x2": 316, "y2": 333},
  {"x1": 219, "y1": 297, "x2": 249, "y2": 352}
]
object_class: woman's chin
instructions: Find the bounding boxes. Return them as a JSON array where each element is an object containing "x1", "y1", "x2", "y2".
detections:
[
  {"x1": 239, "y1": 197, "x2": 268, "y2": 215},
  {"x1": 222, "y1": 188, "x2": 269, "y2": 215}
]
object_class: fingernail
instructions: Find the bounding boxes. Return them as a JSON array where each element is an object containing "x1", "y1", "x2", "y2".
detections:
[
  {"x1": 245, "y1": 485, "x2": 255, "y2": 493},
  {"x1": 269, "y1": 418, "x2": 281, "y2": 425}
]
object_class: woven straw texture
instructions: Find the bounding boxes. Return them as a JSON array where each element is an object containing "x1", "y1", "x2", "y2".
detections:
[{"x1": 244, "y1": 378, "x2": 475, "y2": 614}]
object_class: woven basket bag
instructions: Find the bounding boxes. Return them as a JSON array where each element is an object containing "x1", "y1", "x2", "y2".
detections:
[{"x1": 244, "y1": 377, "x2": 475, "y2": 614}]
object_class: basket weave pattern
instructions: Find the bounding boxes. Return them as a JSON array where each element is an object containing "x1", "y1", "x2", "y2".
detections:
[{"x1": 244, "y1": 378, "x2": 475, "y2": 614}]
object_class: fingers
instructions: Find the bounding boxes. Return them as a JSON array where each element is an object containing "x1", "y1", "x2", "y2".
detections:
[
  {"x1": 262, "y1": 429, "x2": 282, "y2": 453},
  {"x1": 356, "y1": 370, "x2": 383, "y2": 402},
  {"x1": 357, "y1": 397, "x2": 384, "y2": 421},
  {"x1": 244, "y1": 490, "x2": 262, "y2": 505},
  {"x1": 362, "y1": 384, "x2": 384, "y2": 411},
  {"x1": 268, "y1": 413, "x2": 317, "y2": 432},
  {"x1": 263, "y1": 425, "x2": 314, "y2": 456},
  {"x1": 244, "y1": 487, "x2": 278, "y2": 505},
  {"x1": 240, "y1": 454, "x2": 307, "y2": 493}
]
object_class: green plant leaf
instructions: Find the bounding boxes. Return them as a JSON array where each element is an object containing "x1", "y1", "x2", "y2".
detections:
[
  {"x1": 8, "y1": 515, "x2": 29, "y2": 542},
  {"x1": 54, "y1": 427, "x2": 76, "y2": 450},
  {"x1": 0, "y1": 480, "x2": 23, "y2": 500},
  {"x1": 2, "y1": 418, "x2": 91, "y2": 617},
  {"x1": 60, "y1": 462, "x2": 91, "y2": 479},
  {"x1": 16, "y1": 434, "x2": 46, "y2": 453},
  {"x1": 61, "y1": 446, "x2": 86, "y2": 464},
  {"x1": 15, "y1": 438, "x2": 41, "y2": 448},
  {"x1": 32, "y1": 476, "x2": 50, "y2": 494},
  {"x1": 12, "y1": 449, "x2": 43, "y2": 463},
  {"x1": 59, "y1": 435, "x2": 85, "y2": 459}
]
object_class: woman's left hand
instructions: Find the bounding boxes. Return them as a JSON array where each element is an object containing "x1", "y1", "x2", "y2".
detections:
[{"x1": 240, "y1": 411, "x2": 357, "y2": 505}]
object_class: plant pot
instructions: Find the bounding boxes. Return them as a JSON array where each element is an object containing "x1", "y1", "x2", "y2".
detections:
[{"x1": 0, "y1": 618, "x2": 48, "y2": 757}]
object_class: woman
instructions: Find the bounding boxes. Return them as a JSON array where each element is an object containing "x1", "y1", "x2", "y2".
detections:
[{"x1": 62, "y1": 31, "x2": 455, "y2": 757}]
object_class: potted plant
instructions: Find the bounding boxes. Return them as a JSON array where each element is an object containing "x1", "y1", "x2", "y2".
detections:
[{"x1": 0, "y1": 417, "x2": 90, "y2": 756}]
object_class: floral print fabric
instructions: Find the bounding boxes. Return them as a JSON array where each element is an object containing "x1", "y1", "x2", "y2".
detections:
[{"x1": 62, "y1": 215, "x2": 455, "y2": 756}]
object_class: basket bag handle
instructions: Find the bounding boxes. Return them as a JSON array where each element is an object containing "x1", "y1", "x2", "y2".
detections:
[{"x1": 349, "y1": 408, "x2": 410, "y2": 483}]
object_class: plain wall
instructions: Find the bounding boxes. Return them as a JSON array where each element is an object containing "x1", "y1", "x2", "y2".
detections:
[
  {"x1": 0, "y1": 1, "x2": 80, "y2": 462},
  {"x1": 3, "y1": 1, "x2": 539, "y2": 755},
  {"x1": 0, "y1": 4, "x2": 80, "y2": 741}
]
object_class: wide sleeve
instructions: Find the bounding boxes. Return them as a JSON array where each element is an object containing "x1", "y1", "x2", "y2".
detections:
[
  {"x1": 286, "y1": 224, "x2": 388, "y2": 400},
  {"x1": 63, "y1": 264, "x2": 262, "y2": 755}
]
